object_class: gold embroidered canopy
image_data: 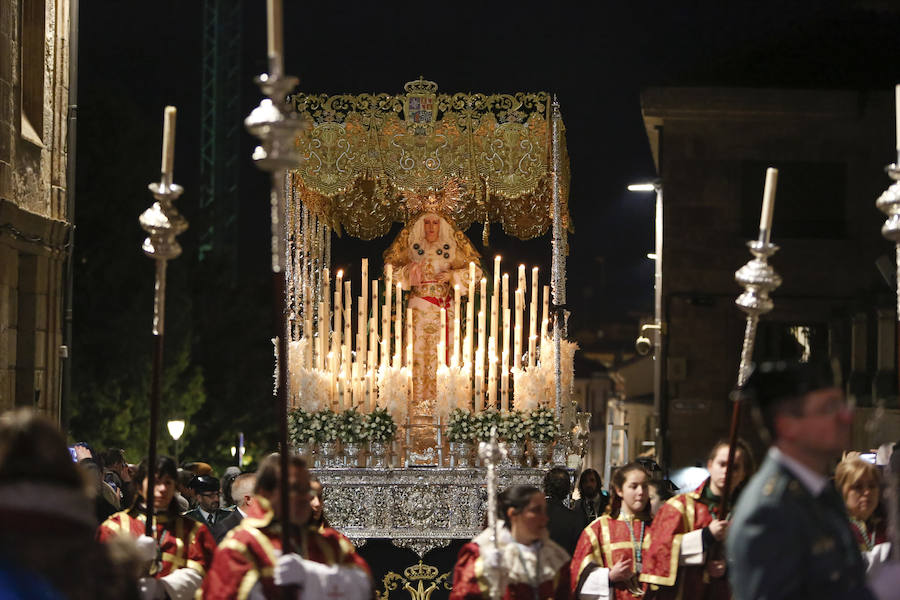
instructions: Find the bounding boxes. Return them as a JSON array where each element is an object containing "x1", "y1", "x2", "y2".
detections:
[{"x1": 288, "y1": 78, "x2": 570, "y2": 241}]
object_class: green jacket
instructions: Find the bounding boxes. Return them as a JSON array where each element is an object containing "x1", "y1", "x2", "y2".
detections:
[{"x1": 726, "y1": 452, "x2": 874, "y2": 600}]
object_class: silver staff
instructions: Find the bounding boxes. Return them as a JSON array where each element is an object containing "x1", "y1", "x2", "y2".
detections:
[
  {"x1": 722, "y1": 168, "x2": 781, "y2": 516},
  {"x1": 139, "y1": 106, "x2": 188, "y2": 536},
  {"x1": 478, "y1": 427, "x2": 507, "y2": 600},
  {"x1": 876, "y1": 158, "x2": 900, "y2": 559},
  {"x1": 245, "y1": 0, "x2": 306, "y2": 555}
]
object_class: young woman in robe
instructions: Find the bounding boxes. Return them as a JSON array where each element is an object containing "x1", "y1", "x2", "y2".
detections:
[
  {"x1": 639, "y1": 439, "x2": 754, "y2": 600},
  {"x1": 450, "y1": 485, "x2": 571, "y2": 600},
  {"x1": 571, "y1": 462, "x2": 653, "y2": 599}
]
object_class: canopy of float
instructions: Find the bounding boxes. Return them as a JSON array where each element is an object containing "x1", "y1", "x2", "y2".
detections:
[{"x1": 287, "y1": 77, "x2": 570, "y2": 241}]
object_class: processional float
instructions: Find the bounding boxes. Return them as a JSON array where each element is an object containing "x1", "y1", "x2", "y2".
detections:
[
  {"x1": 279, "y1": 77, "x2": 581, "y2": 555},
  {"x1": 243, "y1": 4, "x2": 586, "y2": 581}
]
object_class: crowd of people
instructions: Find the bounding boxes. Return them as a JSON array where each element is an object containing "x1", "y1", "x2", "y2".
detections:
[
  {"x1": 4, "y1": 359, "x2": 900, "y2": 598},
  {"x1": 448, "y1": 361, "x2": 900, "y2": 600},
  {"x1": 0, "y1": 410, "x2": 371, "y2": 600}
]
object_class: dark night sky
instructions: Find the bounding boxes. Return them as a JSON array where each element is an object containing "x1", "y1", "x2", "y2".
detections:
[{"x1": 77, "y1": 1, "x2": 900, "y2": 349}]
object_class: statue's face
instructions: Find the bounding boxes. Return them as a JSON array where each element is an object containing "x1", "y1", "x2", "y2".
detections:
[{"x1": 423, "y1": 216, "x2": 440, "y2": 243}]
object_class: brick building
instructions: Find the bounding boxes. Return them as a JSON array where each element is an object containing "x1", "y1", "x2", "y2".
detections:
[
  {"x1": 0, "y1": 0, "x2": 72, "y2": 416},
  {"x1": 641, "y1": 87, "x2": 900, "y2": 468}
]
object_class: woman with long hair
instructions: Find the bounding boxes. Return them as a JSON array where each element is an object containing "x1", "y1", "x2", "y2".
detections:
[
  {"x1": 571, "y1": 462, "x2": 652, "y2": 599},
  {"x1": 97, "y1": 455, "x2": 217, "y2": 599},
  {"x1": 450, "y1": 485, "x2": 571, "y2": 600}
]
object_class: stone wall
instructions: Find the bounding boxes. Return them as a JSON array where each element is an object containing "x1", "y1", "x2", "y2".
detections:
[
  {"x1": 641, "y1": 88, "x2": 897, "y2": 467},
  {"x1": 0, "y1": 0, "x2": 71, "y2": 417}
]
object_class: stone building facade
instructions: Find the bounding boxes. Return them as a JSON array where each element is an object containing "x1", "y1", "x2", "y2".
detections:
[
  {"x1": 640, "y1": 87, "x2": 899, "y2": 467},
  {"x1": 0, "y1": 0, "x2": 71, "y2": 416}
]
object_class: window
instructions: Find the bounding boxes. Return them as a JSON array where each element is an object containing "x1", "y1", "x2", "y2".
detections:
[{"x1": 20, "y1": 0, "x2": 46, "y2": 146}]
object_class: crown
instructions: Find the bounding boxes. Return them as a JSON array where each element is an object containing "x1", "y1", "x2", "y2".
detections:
[
  {"x1": 404, "y1": 77, "x2": 439, "y2": 95},
  {"x1": 404, "y1": 561, "x2": 439, "y2": 581},
  {"x1": 405, "y1": 180, "x2": 462, "y2": 221}
]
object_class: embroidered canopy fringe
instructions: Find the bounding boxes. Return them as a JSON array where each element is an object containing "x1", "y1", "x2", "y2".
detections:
[{"x1": 287, "y1": 78, "x2": 571, "y2": 241}]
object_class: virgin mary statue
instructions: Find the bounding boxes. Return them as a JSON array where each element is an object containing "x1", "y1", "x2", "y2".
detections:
[{"x1": 383, "y1": 196, "x2": 483, "y2": 458}]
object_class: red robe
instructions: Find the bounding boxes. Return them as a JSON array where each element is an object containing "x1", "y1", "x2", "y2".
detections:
[
  {"x1": 570, "y1": 515, "x2": 651, "y2": 599},
  {"x1": 96, "y1": 506, "x2": 217, "y2": 579},
  {"x1": 202, "y1": 496, "x2": 371, "y2": 600},
  {"x1": 849, "y1": 516, "x2": 888, "y2": 553},
  {"x1": 450, "y1": 528, "x2": 571, "y2": 600},
  {"x1": 639, "y1": 480, "x2": 729, "y2": 600}
]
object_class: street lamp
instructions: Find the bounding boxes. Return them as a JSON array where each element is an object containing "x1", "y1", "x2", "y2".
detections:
[
  {"x1": 628, "y1": 180, "x2": 667, "y2": 471},
  {"x1": 167, "y1": 419, "x2": 185, "y2": 463}
]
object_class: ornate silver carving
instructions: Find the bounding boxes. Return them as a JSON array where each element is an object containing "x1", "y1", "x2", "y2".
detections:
[
  {"x1": 313, "y1": 467, "x2": 544, "y2": 557},
  {"x1": 734, "y1": 240, "x2": 781, "y2": 388}
]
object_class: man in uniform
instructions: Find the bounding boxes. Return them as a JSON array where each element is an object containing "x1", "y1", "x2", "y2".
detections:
[
  {"x1": 184, "y1": 475, "x2": 231, "y2": 529},
  {"x1": 202, "y1": 454, "x2": 371, "y2": 599},
  {"x1": 727, "y1": 360, "x2": 900, "y2": 599}
]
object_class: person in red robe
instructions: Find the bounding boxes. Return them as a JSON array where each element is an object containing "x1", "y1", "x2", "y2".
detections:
[
  {"x1": 97, "y1": 455, "x2": 217, "y2": 600},
  {"x1": 639, "y1": 439, "x2": 754, "y2": 600},
  {"x1": 570, "y1": 462, "x2": 653, "y2": 599},
  {"x1": 202, "y1": 453, "x2": 371, "y2": 600},
  {"x1": 450, "y1": 484, "x2": 571, "y2": 600}
]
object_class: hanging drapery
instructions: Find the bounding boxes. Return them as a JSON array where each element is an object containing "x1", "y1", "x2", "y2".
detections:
[{"x1": 286, "y1": 77, "x2": 571, "y2": 241}]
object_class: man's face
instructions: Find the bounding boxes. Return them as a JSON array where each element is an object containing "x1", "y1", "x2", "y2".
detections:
[
  {"x1": 581, "y1": 473, "x2": 598, "y2": 498},
  {"x1": 269, "y1": 465, "x2": 312, "y2": 526},
  {"x1": 781, "y1": 387, "x2": 852, "y2": 457},
  {"x1": 197, "y1": 489, "x2": 220, "y2": 512}
]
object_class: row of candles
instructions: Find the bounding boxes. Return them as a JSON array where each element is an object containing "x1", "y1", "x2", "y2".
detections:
[{"x1": 298, "y1": 256, "x2": 550, "y2": 413}]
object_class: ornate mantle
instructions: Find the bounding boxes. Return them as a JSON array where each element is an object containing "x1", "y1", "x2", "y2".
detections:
[{"x1": 313, "y1": 467, "x2": 545, "y2": 557}]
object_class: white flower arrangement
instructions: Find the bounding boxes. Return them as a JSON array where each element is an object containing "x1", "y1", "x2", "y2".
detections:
[
  {"x1": 377, "y1": 365, "x2": 410, "y2": 423},
  {"x1": 525, "y1": 405, "x2": 558, "y2": 443},
  {"x1": 339, "y1": 409, "x2": 366, "y2": 443},
  {"x1": 473, "y1": 409, "x2": 501, "y2": 441},
  {"x1": 363, "y1": 408, "x2": 397, "y2": 443},
  {"x1": 313, "y1": 409, "x2": 341, "y2": 443},
  {"x1": 288, "y1": 408, "x2": 317, "y2": 445},
  {"x1": 497, "y1": 410, "x2": 528, "y2": 443},
  {"x1": 436, "y1": 364, "x2": 472, "y2": 422},
  {"x1": 446, "y1": 408, "x2": 477, "y2": 443}
]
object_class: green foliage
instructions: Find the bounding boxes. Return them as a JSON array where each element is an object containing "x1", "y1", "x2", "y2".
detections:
[{"x1": 289, "y1": 408, "x2": 317, "y2": 446}]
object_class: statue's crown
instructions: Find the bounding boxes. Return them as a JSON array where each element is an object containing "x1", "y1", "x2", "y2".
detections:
[
  {"x1": 404, "y1": 561, "x2": 439, "y2": 581},
  {"x1": 404, "y1": 77, "x2": 438, "y2": 95}
]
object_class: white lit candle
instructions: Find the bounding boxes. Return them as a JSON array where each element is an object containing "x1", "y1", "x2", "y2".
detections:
[
  {"x1": 266, "y1": 0, "x2": 283, "y2": 76},
  {"x1": 453, "y1": 285, "x2": 461, "y2": 367},
  {"x1": 360, "y1": 259, "x2": 368, "y2": 372},
  {"x1": 370, "y1": 281, "x2": 379, "y2": 367},
  {"x1": 530, "y1": 267, "x2": 538, "y2": 344},
  {"x1": 491, "y1": 256, "x2": 501, "y2": 351},
  {"x1": 501, "y1": 347, "x2": 509, "y2": 411},
  {"x1": 344, "y1": 281, "x2": 352, "y2": 378},
  {"x1": 466, "y1": 263, "x2": 476, "y2": 365},
  {"x1": 406, "y1": 308, "x2": 413, "y2": 369},
  {"x1": 541, "y1": 285, "x2": 550, "y2": 342},
  {"x1": 759, "y1": 167, "x2": 778, "y2": 243},
  {"x1": 161, "y1": 106, "x2": 176, "y2": 178},
  {"x1": 514, "y1": 288, "x2": 523, "y2": 371},
  {"x1": 487, "y1": 338, "x2": 497, "y2": 410},
  {"x1": 394, "y1": 282, "x2": 403, "y2": 367},
  {"x1": 896, "y1": 84, "x2": 900, "y2": 152},
  {"x1": 440, "y1": 307, "x2": 447, "y2": 368}
]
